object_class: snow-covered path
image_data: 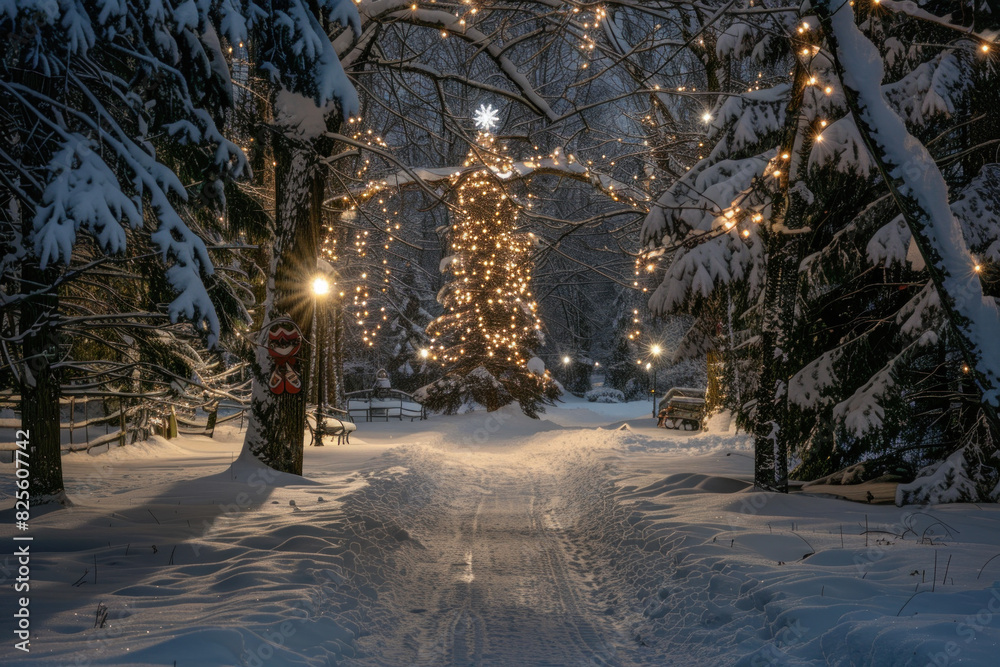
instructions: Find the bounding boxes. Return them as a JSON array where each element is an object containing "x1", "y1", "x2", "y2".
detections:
[
  {"x1": 6, "y1": 399, "x2": 1000, "y2": 666},
  {"x1": 351, "y1": 454, "x2": 621, "y2": 666}
]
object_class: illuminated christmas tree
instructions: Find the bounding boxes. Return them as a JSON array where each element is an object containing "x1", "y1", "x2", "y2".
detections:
[{"x1": 416, "y1": 105, "x2": 561, "y2": 417}]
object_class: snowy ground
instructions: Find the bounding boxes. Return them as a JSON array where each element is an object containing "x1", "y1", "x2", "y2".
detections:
[{"x1": 3, "y1": 397, "x2": 1000, "y2": 666}]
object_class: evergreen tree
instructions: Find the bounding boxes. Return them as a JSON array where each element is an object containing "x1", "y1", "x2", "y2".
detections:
[
  {"x1": 417, "y1": 109, "x2": 560, "y2": 417},
  {"x1": 638, "y1": 2, "x2": 1000, "y2": 496},
  {"x1": 0, "y1": 0, "x2": 248, "y2": 501}
]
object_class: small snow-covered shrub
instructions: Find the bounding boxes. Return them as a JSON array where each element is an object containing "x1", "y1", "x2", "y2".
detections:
[
  {"x1": 585, "y1": 387, "x2": 625, "y2": 403},
  {"x1": 896, "y1": 449, "x2": 978, "y2": 505}
]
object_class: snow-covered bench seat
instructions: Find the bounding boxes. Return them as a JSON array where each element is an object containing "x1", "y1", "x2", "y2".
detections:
[{"x1": 305, "y1": 407, "x2": 357, "y2": 446}]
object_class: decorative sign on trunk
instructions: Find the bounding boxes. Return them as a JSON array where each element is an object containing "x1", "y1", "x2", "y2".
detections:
[{"x1": 265, "y1": 319, "x2": 303, "y2": 395}]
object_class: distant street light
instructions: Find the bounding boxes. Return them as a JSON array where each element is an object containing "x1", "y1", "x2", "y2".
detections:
[
  {"x1": 562, "y1": 356, "x2": 571, "y2": 365},
  {"x1": 649, "y1": 345, "x2": 663, "y2": 418},
  {"x1": 312, "y1": 275, "x2": 331, "y2": 446}
]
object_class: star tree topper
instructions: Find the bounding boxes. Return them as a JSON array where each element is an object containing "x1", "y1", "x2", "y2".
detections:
[{"x1": 474, "y1": 103, "x2": 500, "y2": 132}]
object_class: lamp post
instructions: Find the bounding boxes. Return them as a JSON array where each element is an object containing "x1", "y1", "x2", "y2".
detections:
[
  {"x1": 312, "y1": 275, "x2": 331, "y2": 446},
  {"x1": 649, "y1": 344, "x2": 662, "y2": 418}
]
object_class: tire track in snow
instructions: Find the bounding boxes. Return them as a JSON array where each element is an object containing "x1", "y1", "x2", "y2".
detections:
[{"x1": 348, "y1": 453, "x2": 622, "y2": 665}]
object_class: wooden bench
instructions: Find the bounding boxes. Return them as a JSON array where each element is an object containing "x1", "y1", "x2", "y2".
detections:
[{"x1": 306, "y1": 408, "x2": 357, "y2": 446}]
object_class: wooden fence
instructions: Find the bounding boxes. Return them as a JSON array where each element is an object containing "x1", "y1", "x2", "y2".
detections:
[{"x1": 0, "y1": 395, "x2": 248, "y2": 457}]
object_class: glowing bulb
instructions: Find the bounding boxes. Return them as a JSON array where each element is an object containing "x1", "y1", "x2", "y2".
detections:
[
  {"x1": 312, "y1": 276, "x2": 330, "y2": 296},
  {"x1": 701, "y1": 112, "x2": 712, "y2": 123},
  {"x1": 651, "y1": 345, "x2": 662, "y2": 356}
]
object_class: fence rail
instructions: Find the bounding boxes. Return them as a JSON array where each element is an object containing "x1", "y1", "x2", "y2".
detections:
[
  {"x1": 1, "y1": 394, "x2": 249, "y2": 456},
  {"x1": 345, "y1": 388, "x2": 427, "y2": 422}
]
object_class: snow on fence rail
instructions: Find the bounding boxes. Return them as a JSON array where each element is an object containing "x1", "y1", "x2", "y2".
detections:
[
  {"x1": 0, "y1": 395, "x2": 248, "y2": 459},
  {"x1": 346, "y1": 389, "x2": 427, "y2": 422}
]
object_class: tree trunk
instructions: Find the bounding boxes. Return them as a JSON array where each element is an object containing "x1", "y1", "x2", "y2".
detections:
[
  {"x1": 21, "y1": 259, "x2": 64, "y2": 502},
  {"x1": 751, "y1": 64, "x2": 812, "y2": 492},
  {"x1": 241, "y1": 141, "x2": 323, "y2": 474}
]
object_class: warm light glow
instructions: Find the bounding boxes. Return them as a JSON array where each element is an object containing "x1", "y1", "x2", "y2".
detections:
[
  {"x1": 422, "y1": 129, "x2": 546, "y2": 376},
  {"x1": 701, "y1": 112, "x2": 712, "y2": 123},
  {"x1": 312, "y1": 276, "x2": 330, "y2": 296},
  {"x1": 651, "y1": 345, "x2": 662, "y2": 356},
  {"x1": 982, "y1": 44, "x2": 991, "y2": 53},
  {"x1": 419, "y1": 348, "x2": 429, "y2": 359},
  {"x1": 974, "y1": 264, "x2": 982, "y2": 273},
  {"x1": 563, "y1": 356, "x2": 571, "y2": 365}
]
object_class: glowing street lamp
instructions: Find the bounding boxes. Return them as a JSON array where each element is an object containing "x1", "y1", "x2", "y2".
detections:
[
  {"x1": 312, "y1": 275, "x2": 330, "y2": 297},
  {"x1": 649, "y1": 345, "x2": 663, "y2": 417},
  {"x1": 312, "y1": 275, "x2": 331, "y2": 446}
]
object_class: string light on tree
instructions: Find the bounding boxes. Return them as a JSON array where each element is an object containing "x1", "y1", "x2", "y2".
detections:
[
  {"x1": 416, "y1": 102, "x2": 560, "y2": 417},
  {"x1": 320, "y1": 128, "x2": 398, "y2": 349}
]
